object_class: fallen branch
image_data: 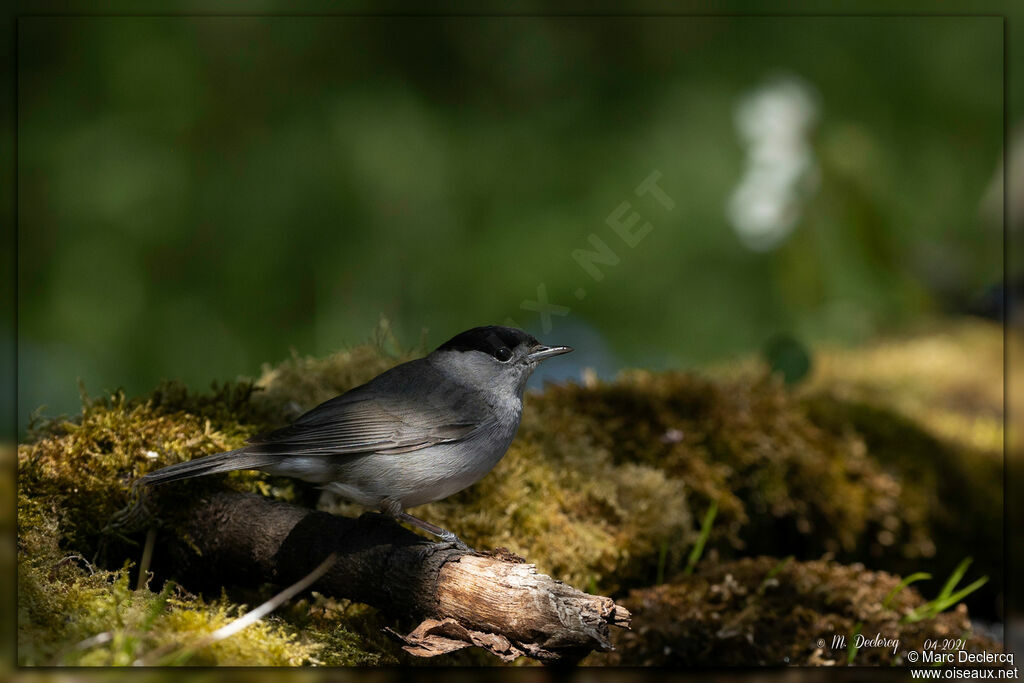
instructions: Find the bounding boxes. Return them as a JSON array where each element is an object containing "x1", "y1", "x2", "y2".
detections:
[{"x1": 151, "y1": 490, "x2": 630, "y2": 663}]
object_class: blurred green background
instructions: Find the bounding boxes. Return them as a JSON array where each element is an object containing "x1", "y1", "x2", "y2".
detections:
[{"x1": 16, "y1": 16, "x2": 1004, "y2": 437}]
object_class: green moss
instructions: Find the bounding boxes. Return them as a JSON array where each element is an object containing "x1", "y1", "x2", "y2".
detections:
[
  {"x1": 17, "y1": 372, "x2": 400, "y2": 666},
  {"x1": 19, "y1": 382, "x2": 266, "y2": 560},
  {"x1": 499, "y1": 371, "x2": 913, "y2": 589},
  {"x1": 17, "y1": 484, "x2": 387, "y2": 666},
  {"x1": 602, "y1": 556, "x2": 1001, "y2": 666},
  {"x1": 17, "y1": 319, "x2": 1006, "y2": 665},
  {"x1": 791, "y1": 321, "x2": 1007, "y2": 614},
  {"x1": 800, "y1": 395, "x2": 1002, "y2": 615}
]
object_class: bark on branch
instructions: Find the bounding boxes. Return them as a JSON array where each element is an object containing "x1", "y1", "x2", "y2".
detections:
[{"x1": 152, "y1": 490, "x2": 630, "y2": 662}]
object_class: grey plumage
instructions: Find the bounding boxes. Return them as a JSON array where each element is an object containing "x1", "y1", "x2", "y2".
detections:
[
  {"x1": 139, "y1": 325, "x2": 572, "y2": 546},
  {"x1": 138, "y1": 448, "x2": 278, "y2": 485}
]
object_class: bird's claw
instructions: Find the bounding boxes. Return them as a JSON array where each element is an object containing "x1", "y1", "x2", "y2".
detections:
[{"x1": 439, "y1": 530, "x2": 472, "y2": 552}]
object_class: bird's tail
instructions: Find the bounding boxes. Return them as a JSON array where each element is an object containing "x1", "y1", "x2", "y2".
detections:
[{"x1": 139, "y1": 447, "x2": 276, "y2": 486}]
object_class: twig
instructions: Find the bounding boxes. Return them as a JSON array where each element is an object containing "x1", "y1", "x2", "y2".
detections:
[
  {"x1": 204, "y1": 552, "x2": 337, "y2": 643},
  {"x1": 137, "y1": 552, "x2": 337, "y2": 665}
]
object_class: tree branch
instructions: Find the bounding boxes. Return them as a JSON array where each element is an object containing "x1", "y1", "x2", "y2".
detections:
[{"x1": 154, "y1": 490, "x2": 630, "y2": 662}]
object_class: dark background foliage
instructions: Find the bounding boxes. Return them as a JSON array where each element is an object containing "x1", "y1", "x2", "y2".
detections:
[{"x1": 16, "y1": 16, "x2": 1004, "y2": 435}]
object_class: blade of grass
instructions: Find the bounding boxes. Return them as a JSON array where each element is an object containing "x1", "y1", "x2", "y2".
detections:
[
  {"x1": 847, "y1": 622, "x2": 863, "y2": 665},
  {"x1": 926, "y1": 576, "x2": 989, "y2": 618},
  {"x1": 900, "y1": 557, "x2": 988, "y2": 624},
  {"x1": 903, "y1": 576, "x2": 988, "y2": 623},
  {"x1": 656, "y1": 539, "x2": 669, "y2": 585},
  {"x1": 758, "y1": 555, "x2": 793, "y2": 595},
  {"x1": 882, "y1": 572, "x2": 931, "y2": 609},
  {"x1": 937, "y1": 557, "x2": 972, "y2": 603},
  {"x1": 683, "y1": 501, "x2": 717, "y2": 577}
]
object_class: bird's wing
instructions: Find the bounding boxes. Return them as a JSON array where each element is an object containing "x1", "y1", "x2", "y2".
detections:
[{"x1": 245, "y1": 363, "x2": 488, "y2": 457}]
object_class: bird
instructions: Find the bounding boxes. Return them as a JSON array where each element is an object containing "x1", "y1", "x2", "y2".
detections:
[{"x1": 139, "y1": 325, "x2": 573, "y2": 548}]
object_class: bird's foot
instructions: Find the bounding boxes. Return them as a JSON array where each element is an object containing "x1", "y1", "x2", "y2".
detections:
[
  {"x1": 438, "y1": 529, "x2": 472, "y2": 552},
  {"x1": 389, "y1": 508, "x2": 473, "y2": 552}
]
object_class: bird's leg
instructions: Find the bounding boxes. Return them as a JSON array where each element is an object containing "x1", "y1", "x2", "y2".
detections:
[
  {"x1": 396, "y1": 512, "x2": 472, "y2": 551},
  {"x1": 381, "y1": 500, "x2": 472, "y2": 551}
]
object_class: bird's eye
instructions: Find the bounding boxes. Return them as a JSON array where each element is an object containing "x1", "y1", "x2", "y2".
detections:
[{"x1": 494, "y1": 346, "x2": 513, "y2": 362}]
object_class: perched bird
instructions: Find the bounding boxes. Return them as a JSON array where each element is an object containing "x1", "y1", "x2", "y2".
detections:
[{"x1": 140, "y1": 326, "x2": 572, "y2": 548}]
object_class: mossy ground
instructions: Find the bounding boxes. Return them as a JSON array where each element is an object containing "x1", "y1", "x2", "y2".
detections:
[
  {"x1": 16, "y1": 388, "x2": 393, "y2": 666},
  {"x1": 16, "y1": 318, "x2": 1007, "y2": 666},
  {"x1": 601, "y1": 556, "x2": 1001, "y2": 666},
  {"x1": 797, "y1": 320, "x2": 1011, "y2": 616}
]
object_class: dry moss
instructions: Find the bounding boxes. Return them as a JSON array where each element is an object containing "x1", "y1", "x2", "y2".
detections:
[{"x1": 603, "y1": 556, "x2": 1001, "y2": 666}]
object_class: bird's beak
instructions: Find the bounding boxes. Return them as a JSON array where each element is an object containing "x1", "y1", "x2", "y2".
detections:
[{"x1": 528, "y1": 344, "x2": 574, "y2": 362}]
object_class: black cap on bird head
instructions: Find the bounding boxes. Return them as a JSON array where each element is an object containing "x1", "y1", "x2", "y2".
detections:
[{"x1": 436, "y1": 326, "x2": 539, "y2": 356}]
